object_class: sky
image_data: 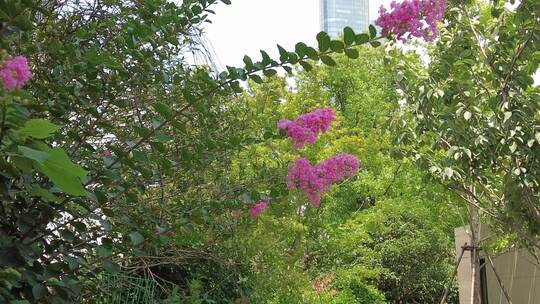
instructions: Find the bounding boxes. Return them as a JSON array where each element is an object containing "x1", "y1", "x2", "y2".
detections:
[{"x1": 204, "y1": 0, "x2": 391, "y2": 68}]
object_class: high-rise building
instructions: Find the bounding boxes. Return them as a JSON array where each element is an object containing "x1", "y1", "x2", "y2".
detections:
[{"x1": 320, "y1": 0, "x2": 369, "y2": 37}]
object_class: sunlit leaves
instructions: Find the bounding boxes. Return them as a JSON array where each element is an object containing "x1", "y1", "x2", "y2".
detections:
[
  {"x1": 17, "y1": 119, "x2": 60, "y2": 139},
  {"x1": 33, "y1": 144, "x2": 88, "y2": 196}
]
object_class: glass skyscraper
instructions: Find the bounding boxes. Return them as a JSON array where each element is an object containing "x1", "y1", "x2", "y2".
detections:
[{"x1": 320, "y1": 0, "x2": 369, "y2": 37}]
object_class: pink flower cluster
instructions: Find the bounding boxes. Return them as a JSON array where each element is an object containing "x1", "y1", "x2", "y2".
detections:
[
  {"x1": 249, "y1": 200, "x2": 269, "y2": 218},
  {"x1": 1, "y1": 56, "x2": 32, "y2": 90},
  {"x1": 375, "y1": 0, "x2": 446, "y2": 42},
  {"x1": 286, "y1": 154, "x2": 359, "y2": 207},
  {"x1": 277, "y1": 108, "x2": 335, "y2": 149}
]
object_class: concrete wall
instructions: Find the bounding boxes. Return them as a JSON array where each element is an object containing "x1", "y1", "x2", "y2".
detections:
[{"x1": 454, "y1": 226, "x2": 540, "y2": 304}]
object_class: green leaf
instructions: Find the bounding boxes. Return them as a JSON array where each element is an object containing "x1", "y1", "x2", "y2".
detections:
[
  {"x1": 260, "y1": 50, "x2": 271, "y2": 65},
  {"x1": 249, "y1": 74, "x2": 264, "y2": 84},
  {"x1": 32, "y1": 283, "x2": 47, "y2": 300},
  {"x1": 18, "y1": 146, "x2": 49, "y2": 164},
  {"x1": 344, "y1": 48, "x2": 359, "y2": 59},
  {"x1": 316, "y1": 31, "x2": 331, "y2": 52},
  {"x1": 243, "y1": 55, "x2": 254, "y2": 69},
  {"x1": 356, "y1": 33, "x2": 370, "y2": 44},
  {"x1": 65, "y1": 256, "x2": 79, "y2": 271},
  {"x1": 370, "y1": 41, "x2": 381, "y2": 48},
  {"x1": 287, "y1": 52, "x2": 299, "y2": 64},
  {"x1": 299, "y1": 61, "x2": 312, "y2": 71},
  {"x1": 102, "y1": 260, "x2": 120, "y2": 274},
  {"x1": 295, "y1": 42, "x2": 308, "y2": 57},
  {"x1": 263, "y1": 69, "x2": 277, "y2": 77},
  {"x1": 18, "y1": 119, "x2": 61, "y2": 139},
  {"x1": 97, "y1": 245, "x2": 112, "y2": 257},
  {"x1": 129, "y1": 231, "x2": 145, "y2": 246},
  {"x1": 34, "y1": 143, "x2": 88, "y2": 196},
  {"x1": 191, "y1": 4, "x2": 202, "y2": 14},
  {"x1": 320, "y1": 55, "x2": 336, "y2": 67},
  {"x1": 221, "y1": 0, "x2": 231, "y2": 4},
  {"x1": 282, "y1": 66, "x2": 293, "y2": 74},
  {"x1": 230, "y1": 81, "x2": 243, "y2": 93},
  {"x1": 343, "y1": 27, "x2": 355, "y2": 45},
  {"x1": 304, "y1": 47, "x2": 319, "y2": 60},
  {"x1": 153, "y1": 102, "x2": 173, "y2": 119},
  {"x1": 369, "y1": 24, "x2": 377, "y2": 38},
  {"x1": 330, "y1": 40, "x2": 344, "y2": 52},
  {"x1": 277, "y1": 44, "x2": 288, "y2": 62},
  {"x1": 29, "y1": 185, "x2": 61, "y2": 202}
]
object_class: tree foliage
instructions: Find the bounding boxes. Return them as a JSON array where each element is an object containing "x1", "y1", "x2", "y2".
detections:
[
  {"x1": 0, "y1": 0, "x2": 388, "y2": 302},
  {"x1": 396, "y1": 0, "x2": 540, "y2": 248}
]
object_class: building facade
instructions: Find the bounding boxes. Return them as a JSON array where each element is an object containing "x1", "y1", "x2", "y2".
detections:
[
  {"x1": 455, "y1": 225, "x2": 540, "y2": 304},
  {"x1": 320, "y1": 0, "x2": 369, "y2": 37}
]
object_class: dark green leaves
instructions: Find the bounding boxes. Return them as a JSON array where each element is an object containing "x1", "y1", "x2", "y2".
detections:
[
  {"x1": 370, "y1": 41, "x2": 382, "y2": 48},
  {"x1": 369, "y1": 24, "x2": 377, "y2": 38},
  {"x1": 153, "y1": 102, "x2": 173, "y2": 119},
  {"x1": 277, "y1": 44, "x2": 288, "y2": 62},
  {"x1": 260, "y1": 50, "x2": 272, "y2": 65},
  {"x1": 299, "y1": 61, "x2": 312, "y2": 71},
  {"x1": 17, "y1": 119, "x2": 60, "y2": 139},
  {"x1": 330, "y1": 40, "x2": 345, "y2": 53},
  {"x1": 243, "y1": 55, "x2": 254, "y2": 69},
  {"x1": 263, "y1": 69, "x2": 277, "y2": 77},
  {"x1": 316, "y1": 31, "x2": 331, "y2": 52},
  {"x1": 249, "y1": 74, "x2": 264, "y2": 84},
  {"x1": 320, "y1": 55, "x2": 336, "y2": 66},
  {"x1": 129, "y1": 231, "x2": 145, "y2": 246},
  {"x1": 102, "y1": 260, "x2": 120, "y2": 274},
  {"x1": 304, "y1": 47, "x2": 319, "y2": 60},
  {"x1": 295, "y1": 42, "x2": 308, "y2": 57},
  {"x1": 32, "y1": 283, "x2": 48, "y2": 300},
  {"x1": 343, "y1": 27, "x2": 356, "y2": 45},
  {"x1": 344, "y1": 48, "x2": 359, "y2": 59},
  {"x1": 356, "y1": 33, "x2": 370, "y2": 45}
]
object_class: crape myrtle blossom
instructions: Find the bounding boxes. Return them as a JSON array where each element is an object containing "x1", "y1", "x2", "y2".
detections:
[
  {"x1": 1, "y1": 56, "x2": 32, "y2": 90},
  {"x1": 286, "y1": 154, "x2": 360, "y2": 207},
  {"x1": 375, "y1": 0, "x2": 446, "y2": 42},
  {"x1": 249, "y1": 200, "x2": 269, "y2": 218},
  {"x1": 277, "y1": 108, "x2": 336, "y2": 149}
]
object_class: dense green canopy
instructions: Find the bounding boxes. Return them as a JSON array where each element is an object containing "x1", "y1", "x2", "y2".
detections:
[{"x1": 0, "y1": 0, "x2": 538, "y2": 303}]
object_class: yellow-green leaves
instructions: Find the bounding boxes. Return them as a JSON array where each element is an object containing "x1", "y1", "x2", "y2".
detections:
[
  {"x1": 20, "y1": 143, "x2": 88, "y2": 196},
  {"x1": 17, "y1": 119, "x2": 60, "y2": 139}
]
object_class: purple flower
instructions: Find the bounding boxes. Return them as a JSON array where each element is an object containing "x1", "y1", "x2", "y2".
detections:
[
  {"x1": 277, "y1": 108, "x2": 336, "y2": 149},
  {"x1": 249, "y1": 200, "x2": 269, "y2": 218},
  {"x1": 1, "y1": 56, "x2": 32, "y2": 90},
  {"x1": 375, "y1": 0, "x2": 446, "y2": 42},
  {"x1": 286, "y1": 154, "x2": 360, "y2": 207}
]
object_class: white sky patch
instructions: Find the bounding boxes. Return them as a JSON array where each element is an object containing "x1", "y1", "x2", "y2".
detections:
[{"x1": 204, "y1": 0, "x2": 392, "y2": 67}]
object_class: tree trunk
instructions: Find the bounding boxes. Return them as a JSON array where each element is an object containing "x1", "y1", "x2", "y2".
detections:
[{"x1": 469, "y1": 203, "x2": 482, "y2": 304}]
